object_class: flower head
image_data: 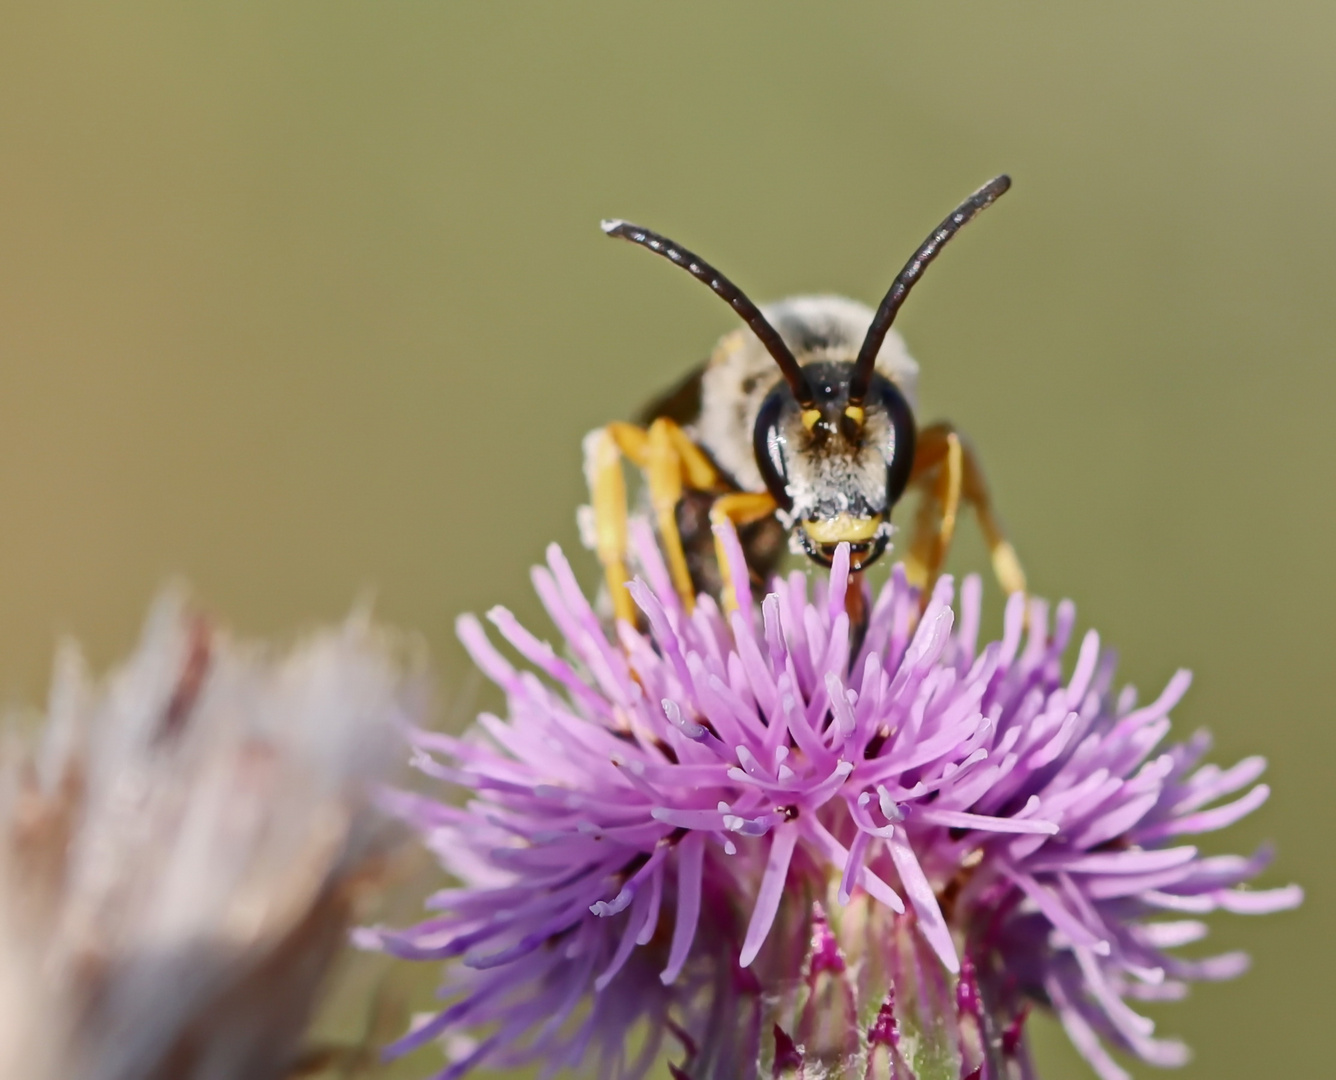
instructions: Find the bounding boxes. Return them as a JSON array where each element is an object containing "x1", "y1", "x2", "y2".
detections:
[
  {"x1": 0, "y1": 589, "x2": 421, "y2": 1080},
  {"x1": 367, "y1": 521, "x2": 1300, "y2": 1079}
]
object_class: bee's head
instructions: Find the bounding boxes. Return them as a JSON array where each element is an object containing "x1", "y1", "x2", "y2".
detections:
[
  {"x1": 753, "y1": 361, "x2": 915, "y2": 570},
  {"x1": 603, "y1": 174, "x2": 1010, "y2": 575}
]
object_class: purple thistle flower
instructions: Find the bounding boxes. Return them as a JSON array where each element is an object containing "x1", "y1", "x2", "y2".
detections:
[{"x1": 361, "y1": 520, "x2": 1300, "y2": 1080}]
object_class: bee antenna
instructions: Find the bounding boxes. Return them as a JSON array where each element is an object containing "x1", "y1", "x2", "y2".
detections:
[
  {"x1": 847, "y1": 175, "x2": 1012, "y2": 407},
  {"x1": 601, "y1": 219, "x2": 817, "y2": 409}
]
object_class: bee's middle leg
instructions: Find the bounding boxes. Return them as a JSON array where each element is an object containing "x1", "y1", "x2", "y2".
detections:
[
  {"x1": 904, "y1": 422, "x2": 1027, "y2": 604},
  {"x1": 904, "y1": 426, "x2": 964, "y2": 603},
  {"x1": 593, "y1": 419, "x2": 726, "y2": 616}
]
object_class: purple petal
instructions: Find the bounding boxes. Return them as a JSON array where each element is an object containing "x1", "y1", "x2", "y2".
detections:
[
  {"x1": 1073, "y1": 946, "x2": 1155, "y2": 1040},
  {"x1": 739, "y1": 825, "x2": 799, "y2": 967},
  {"x1": 1069, "y1": 790, "x2": 1160, "y2": 850},
  {"x1": 825, "y1": 671, "x2": 858, "y2": 740},
  {"x1": 636, "y1": 860, "x2": 665, "y2": 945},
  {"x1": 826, "y1": 542, "x2": 851, "y2": 621},
  {"x1": 712, "y1": 521, "x2": 754, "y2": 614},
  {"x1": 1166, "y1": 950, "x2": 1251, "y2": 981},
  {"x1": 1005, "y1": 867, "x2": 1108, "y2": 952},
  {"x1": 1112, "y1": 669, "x2": 1192, "y2": 737},
  {"x1": 805, "y1": 816, "x2": 904, "y2": 913},
  {"x1": 1045, "y1": 975, "x2": 1133, "y2": 1080},
  {"x1": 1175, "y1": 754, "x2": 1267, "y2": 813},
  {"x1": 1063, "y1": 629, "x2": 1102, "y2": 709},
  {"x1": 1031, "y1": 845, "x2": 1198, "y2": 876},
  {"x1": 1135, "y1": 920, "x2": 1208, "y2": 948},
  {"x1": 595, "y1": 886, "x2": 652, "y2": 990},
  {"x1": 486, "y1": 607, "x2": 611, "y2": 712},
  {"x1": 839, "y1": 828, "x2": 872, "y2": 904},
  {"x1": 913, "y1": 807, "x2": 1058, "y2": 835},
  {"x1": 1216, "y1": 884, "x2": 1303, "y2": 914},
  {"x1": 1139, "y1": 784, "x2": 1271, "y2": 841},
  {"x1": 456, "y1": 614, "x2": 519, "y2": 692},
  {"x1": 887, "y1": 826, "x2": 959, "y2": 973},
  {"x1": 660, "y1": 832, "x2": 704, "y2": 984}
]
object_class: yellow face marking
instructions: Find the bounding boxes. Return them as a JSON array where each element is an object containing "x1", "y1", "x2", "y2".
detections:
[
  {"x1": 801, "y1": 409, "x2": 821, "y2": 431},
  {"x1": 844, "y1": 405, "x2": 865, "y2": 426},
  {"x1": 801, "y1": 514, "x2": 883, "y2": 544}
]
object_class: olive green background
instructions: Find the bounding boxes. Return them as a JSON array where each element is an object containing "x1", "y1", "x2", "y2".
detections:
[{"x1": 0, "y1": 3, "x2": 1327, "y2": 1078}]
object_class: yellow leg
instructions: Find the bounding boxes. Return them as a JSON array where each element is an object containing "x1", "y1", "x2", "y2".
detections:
[
  {"x1": 965, "y1": 465, "x2": 1028, "y2": 598},
  {"x1": 585, "y1": 418, "x2": 729, "y2": 621},
  {"x1": 708, "y1": 491, "x2": 778, "y2": 612},
  {"x1": 905, "y1": 422, "x2": 1027, "y2": 601},
  {"x1": 904, "y1": 428, "x2": 963, "y2": 599},
  {"x1": 584, "y1": 427, "x2": 636, "y2": 625},
  {"x1": 663, "y1": 420, "x2": 720, "y2": 493},
  {"x1": 642, "y1": 421, "x2": 696, "y2": 609}
]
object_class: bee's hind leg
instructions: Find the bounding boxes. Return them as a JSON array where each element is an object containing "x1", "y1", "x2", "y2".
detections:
[
  {"x1": 584, "y1": 419, "x2": 726, "y2": 622},
  {"x1": 904, "y1": 422, "x2": 1027, "y2": 605}
]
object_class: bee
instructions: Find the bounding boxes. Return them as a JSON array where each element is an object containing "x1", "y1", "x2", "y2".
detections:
[{"x1": 585, "y1": 175, "x2": 1026, "y2": 626}]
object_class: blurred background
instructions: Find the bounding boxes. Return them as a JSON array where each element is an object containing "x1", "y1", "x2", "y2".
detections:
[{"x1": 0, "y1": 3, "x2": 1328, "y2": 1077}]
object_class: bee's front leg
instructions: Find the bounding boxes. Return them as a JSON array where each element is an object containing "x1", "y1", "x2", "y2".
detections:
[
  {"x1": 707, "y1": 492, "x2": 779, "y2": 613},
  {"x1": 583, "y1": 418, "x2": 726, "y2": 622}
]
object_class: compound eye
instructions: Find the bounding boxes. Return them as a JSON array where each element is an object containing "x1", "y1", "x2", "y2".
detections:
[
  {"x1": 751, "y1": 387, "x2": 793, "y2": 510},
  {"x1": 869, "y1": 377, "x2": 917, "y2": 506}
]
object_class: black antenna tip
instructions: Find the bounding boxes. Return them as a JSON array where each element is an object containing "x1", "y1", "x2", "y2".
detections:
[
  {"x1": 971, "y1": 175, "x2": 1012, "y2": 209},
  {"x1": 847, "y1": 175, "x2": 1013, "y2": 406}
]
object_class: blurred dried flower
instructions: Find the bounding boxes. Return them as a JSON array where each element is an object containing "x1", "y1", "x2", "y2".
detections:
[{"x1": 0, "y1": 589, "x2": 423, "y2": 1080}]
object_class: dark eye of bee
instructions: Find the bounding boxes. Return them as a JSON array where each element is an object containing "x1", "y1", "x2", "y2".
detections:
[
  {"x1": 870, "y1": 374, "x2": 917, "y2": 506},
  {"x1": 752, "y1": 387, "x2": 792, "y2": 509}
]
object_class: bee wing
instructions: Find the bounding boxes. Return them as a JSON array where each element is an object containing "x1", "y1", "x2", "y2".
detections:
[{"x1": 636, "y1": 361, "x2": 706, "y2": 427}]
